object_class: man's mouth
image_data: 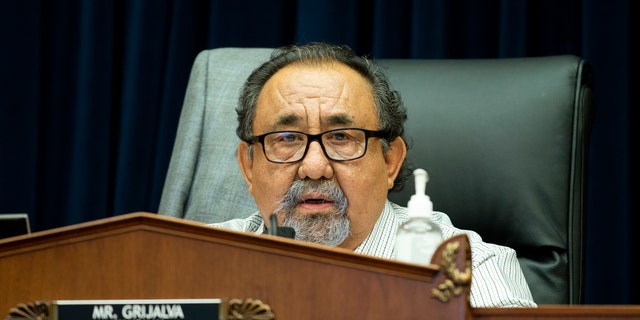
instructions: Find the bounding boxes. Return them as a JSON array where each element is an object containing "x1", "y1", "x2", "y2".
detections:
[
  {"x1": 297, "y1": 194, "x2": 334, "y2": 208},
  {"x1": 300, "y1": 198, "x2": 332, "y2": 204}
]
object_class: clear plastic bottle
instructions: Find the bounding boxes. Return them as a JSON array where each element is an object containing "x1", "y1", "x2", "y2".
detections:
[{"x1": 395, "y1": 168, "x2": 443, "y2": 265}]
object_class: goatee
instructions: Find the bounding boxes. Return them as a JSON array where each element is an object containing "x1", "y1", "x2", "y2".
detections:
[{"x1": 274, "y1": 179, "x2": 350, "y2": 246}]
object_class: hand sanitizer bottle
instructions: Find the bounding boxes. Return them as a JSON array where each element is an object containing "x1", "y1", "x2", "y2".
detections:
[{"x1": 396, "y1": 168, "x2": 443, "y2": 265}]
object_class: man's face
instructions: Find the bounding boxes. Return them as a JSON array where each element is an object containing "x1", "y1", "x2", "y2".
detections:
[{"x1": 237, "y1": 62, "x2": 405, "y2": 249}]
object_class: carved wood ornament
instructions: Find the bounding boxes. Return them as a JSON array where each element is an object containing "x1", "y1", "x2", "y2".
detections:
[{"x1": 432, "y1": 240, "x2": 472, "y2": 303}]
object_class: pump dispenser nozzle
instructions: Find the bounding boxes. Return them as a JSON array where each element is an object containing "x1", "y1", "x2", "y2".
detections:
[
  {"x1": 408, "y1": 168, "x2": 433, "y2": 217},
  {"x1": 414, "y1": 168, "x2": 428, "y2": 196}
]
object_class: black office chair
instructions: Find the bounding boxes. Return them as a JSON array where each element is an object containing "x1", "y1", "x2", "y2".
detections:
[{"x1": 159, "y1": 48, "x2": 593, "y2": 305}]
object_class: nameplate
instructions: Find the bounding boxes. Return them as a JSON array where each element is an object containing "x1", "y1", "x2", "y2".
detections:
[
  {"x1": 51, "y1": 299, "x2": 221, "y2": 320},
  {"x1": 7, "y1": 298, "x2": 274, "y2": 320}
]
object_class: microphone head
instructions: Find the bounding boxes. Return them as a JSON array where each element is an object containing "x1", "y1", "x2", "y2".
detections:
[
  {"x1": 277, "y1": 226, "x2": 296, "y2": 239},
  {"x1": 267, "y1": 213, "x2": 296, "y2": 239}
]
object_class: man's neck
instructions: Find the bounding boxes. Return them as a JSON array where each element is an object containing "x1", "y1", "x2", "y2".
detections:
[
  {"x1": 336, "y1": 207, "x2": 386, "y2": 251},
  {"x1": 337, "y1": 235, "x2": 366, "y2": 251}
]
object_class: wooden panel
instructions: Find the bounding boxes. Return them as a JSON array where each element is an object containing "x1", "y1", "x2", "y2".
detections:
[
  {"x1": 5, "y1": 213, "x2": 640, "y2": 319},
  {"x1": 1, "y1": 212, "x2": 471, "y2": 319}
]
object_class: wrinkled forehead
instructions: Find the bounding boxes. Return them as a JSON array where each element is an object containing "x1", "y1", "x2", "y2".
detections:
[{"x1": 254, "y1": 62, "x2": 377, "y2": 132}]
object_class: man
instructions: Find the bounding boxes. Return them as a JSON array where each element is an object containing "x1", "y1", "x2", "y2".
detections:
[{"x1": 214, "y1": 42, "x2": 536, "y2": 308}]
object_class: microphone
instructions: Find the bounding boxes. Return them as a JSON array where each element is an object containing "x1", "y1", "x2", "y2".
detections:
[{"x1": 267, "y1": 213, "x2": 296, "y2": 239}]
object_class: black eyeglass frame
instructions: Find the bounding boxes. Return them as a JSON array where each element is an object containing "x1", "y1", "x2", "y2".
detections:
[{"x1": 248, "y1": 128, "x2": 390, "y2": 163}]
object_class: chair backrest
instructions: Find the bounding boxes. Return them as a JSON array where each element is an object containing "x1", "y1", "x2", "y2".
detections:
[{"x1": 159, "y1": 48, "x2": 593, "y2": 305}]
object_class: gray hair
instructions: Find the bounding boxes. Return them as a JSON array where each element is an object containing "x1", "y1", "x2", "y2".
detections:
[{"x1": 236, "y1": 42, "x2": 411, "y2": 192}]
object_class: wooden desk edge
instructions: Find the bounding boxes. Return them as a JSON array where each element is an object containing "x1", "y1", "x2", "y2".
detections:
[{"x1": 473, "y1": 304, "x2": 640, "y2": 318}]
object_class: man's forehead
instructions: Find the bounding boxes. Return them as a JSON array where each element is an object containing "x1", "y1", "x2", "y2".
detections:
[{"x1": 253, "y1": 63, "x2": 376, "y2": 131}]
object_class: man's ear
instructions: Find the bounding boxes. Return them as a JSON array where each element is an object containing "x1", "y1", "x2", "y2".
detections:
[
  {"x1": 237, "y1": 141, "x2": 254, "y2": 195},
  {"x1": 384, "y1": 137, "x2": 407, "y2": 190}
]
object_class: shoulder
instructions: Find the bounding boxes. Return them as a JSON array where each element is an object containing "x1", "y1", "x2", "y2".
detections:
[
  {"x1": 389, "y1": 202, "x2": 519, "y2": 268},
  {"x1": 433, "y1": 211, "x2": 521, "y2": 268}
]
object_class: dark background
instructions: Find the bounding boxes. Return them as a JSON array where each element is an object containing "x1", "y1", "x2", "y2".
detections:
[{"x1": 0, "y1": 0, "x2": 636, "y2": 304}]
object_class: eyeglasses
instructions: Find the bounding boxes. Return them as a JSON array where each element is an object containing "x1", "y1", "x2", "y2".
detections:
[{"x1": 250, "y1": 128, "x2": 388, "y2": 163}]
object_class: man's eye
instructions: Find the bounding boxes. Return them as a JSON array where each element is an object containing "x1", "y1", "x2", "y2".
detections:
[
  {"x1": 327, "y1": 131, "x2": 352, "y2": 142},
  {"x1": 332, "y1": 132, "x2": 348, "y2": 140},
  {"x1": 275, "y1": 133, "x2": 301, "y2": 143}
]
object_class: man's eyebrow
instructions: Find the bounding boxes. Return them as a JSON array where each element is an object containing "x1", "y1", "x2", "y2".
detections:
[
  {"x1": 272, "y1": 114, "x2": 301, "y2": 129},
  {"x1": 271, "y1": 113, "x2": 355, "y2": 129},
  {"x1": 325, "y1": 114, "x2": 354, "y2": 126}
]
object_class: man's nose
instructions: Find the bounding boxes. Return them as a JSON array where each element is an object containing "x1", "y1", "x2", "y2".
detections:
[{"x1": 298, "y1": 141, "x2": 334, "y2": 180}]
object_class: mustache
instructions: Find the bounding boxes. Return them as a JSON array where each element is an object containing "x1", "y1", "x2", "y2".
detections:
[{"x1": 278, "y1": 179, "x2": 348, "y2": 211}]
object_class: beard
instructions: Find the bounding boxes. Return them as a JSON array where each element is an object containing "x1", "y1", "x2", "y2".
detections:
[{"x1": 273, "y1": 179, "x2": 350, "y2": 246}]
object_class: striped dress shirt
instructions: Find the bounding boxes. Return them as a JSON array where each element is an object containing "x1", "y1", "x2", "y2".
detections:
[{"x1": 212, "y1": 200, "x2": 537, "y2": 308}]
